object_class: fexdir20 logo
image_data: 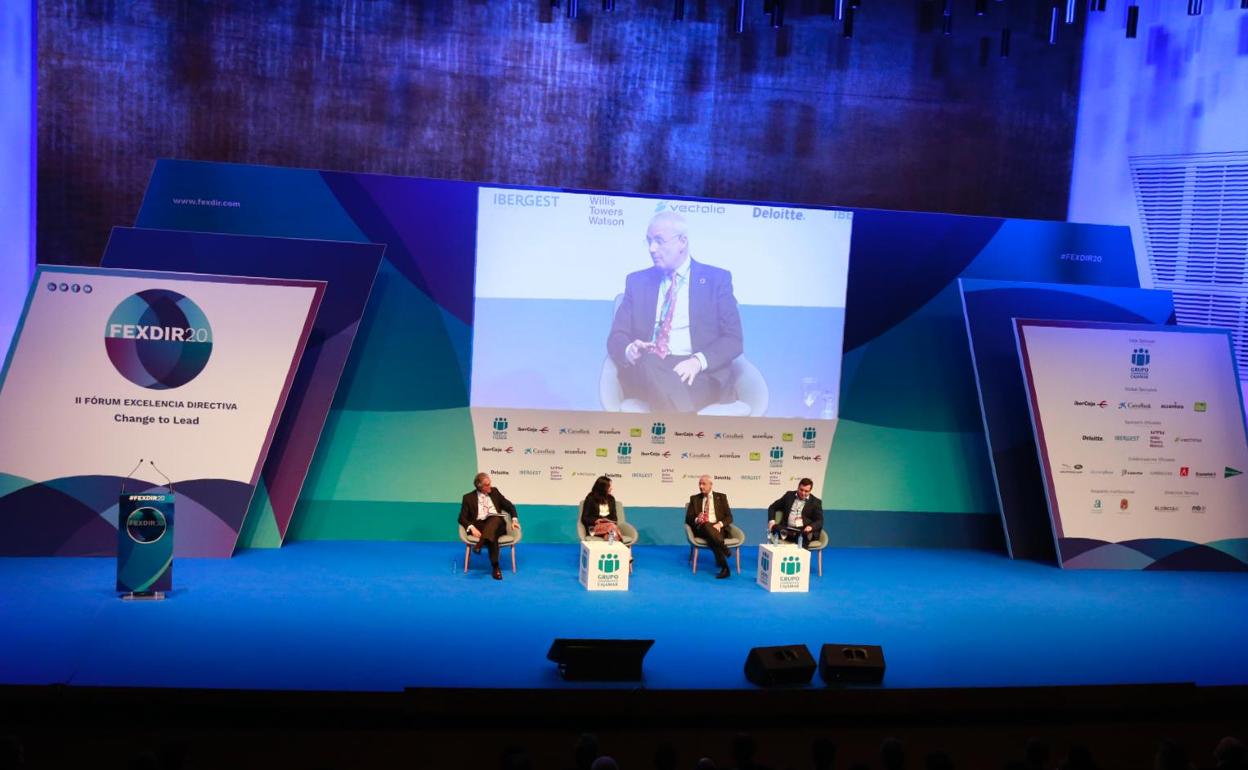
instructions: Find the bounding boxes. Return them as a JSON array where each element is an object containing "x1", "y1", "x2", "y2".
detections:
[
  {"x1": 1129, "y1": 347, "x2": 1151, "y2": 380},
  {"x1": 105, "y1": 290, "x2": 212, "y2": 390},
  {"x1": 802, "y1": 426, "x2": 817, "y2": 448},
  {"x1": 492, "y1": 417, "x2": 508, "y2": 439},
  {"x1": 651, "y1": 422, "x2": 666, "y2": 444},
  {"x1": 125, "y1": 506, "x2": 168, "y2": 544}
]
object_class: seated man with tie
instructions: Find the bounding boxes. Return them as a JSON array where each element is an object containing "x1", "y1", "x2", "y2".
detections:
[
  {"x1": 685, "y1": 474, "x2": 734, "y2": 579},
  {"x1": 607, "y1": 210, "x2": 744, "y2": 413},
  {"x1": 458, "y1": 472, "x2": 521, "y2": 580},
  {"x1": 766, "y1": 477, "x2": 824, "y2": 548}
]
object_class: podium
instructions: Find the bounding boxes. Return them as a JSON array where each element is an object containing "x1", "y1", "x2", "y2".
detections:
[
  {"x1": 579, "y1": 540, "x2": 630, "y2": 591},
  {"x1": 116, "y1": 492, "x2": 174, "y2": 599},
  {"x1": 757, "y1": 543, "x2": 810, "y2": 593}
]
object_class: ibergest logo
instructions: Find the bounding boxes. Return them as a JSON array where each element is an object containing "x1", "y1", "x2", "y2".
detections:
[
  {"x1": 492, "y1": 417, "x2": 508, "y2": 439},
  {"x1": 769, "y1": 446, "x2": 784, "y2": 467},
  {"x1": 105, "y1": 289, "x2": 212, "y2": 389},
  {"x1": 1115, "y1": 435, "x2": 1140, "y2": 442},
  {"x1": 1129, "y1": 347, "x2": 1151, "y2": 379},
  {"x1": 125, "y1": 506, "x2": 168, "y2": 544},
  {"x1": 1075, "y1": 399, "x2": 1108, "y2": 408},
  {"x1": 617, "y1": 442, "x2": 632, "y2": 464},
  {"x1": 650, "y1": 422, "x2": 666, "y2": 444}
]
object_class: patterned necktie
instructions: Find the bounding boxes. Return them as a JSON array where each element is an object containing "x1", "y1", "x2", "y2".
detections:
[{"x1": 653, "y1": 272, "x2": 679, "y2": 358}]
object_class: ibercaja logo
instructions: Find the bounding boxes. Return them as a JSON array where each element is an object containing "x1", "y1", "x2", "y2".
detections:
[{"x1": 105, "y1": 289, "x2": 213, "y2": 389}]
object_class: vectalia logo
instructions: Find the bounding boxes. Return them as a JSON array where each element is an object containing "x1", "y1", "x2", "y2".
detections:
[
  {"x1": 105, "y1": 289, "x2": 212, "y2": 389},
  {"x1": 1226, "y1": 467, "x2": 1243, "y2": 479}
]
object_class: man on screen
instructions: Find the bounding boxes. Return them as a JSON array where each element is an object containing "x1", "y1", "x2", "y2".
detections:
[
  {"x1": 686, "y1": 474, "x2": 735, "y2": 579},
  {"x1": 607, "y1": 210, "x2": 743, "y2": 413},
  {"x1": 766, "y1": 477, "x2": 823, "y2": 549}
]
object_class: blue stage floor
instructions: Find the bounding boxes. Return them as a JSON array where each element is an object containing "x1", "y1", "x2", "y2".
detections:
[{"x1": 2, "y1": 541, "x2": 1247, "y2": 693}]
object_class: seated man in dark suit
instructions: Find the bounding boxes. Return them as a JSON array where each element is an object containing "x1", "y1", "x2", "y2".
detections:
[
  {"x1": 685, "y1": 474, "x2": 734, "y2": 579},
  {"x1": 766, "y1": 477, "x2": 823, "y2": 548},
  {"x1": 607, "y1": 210, "x2": 743, "y2": 413},
  {"x1": 458, "y1": 472, "x2": 521, "y2": 580}
]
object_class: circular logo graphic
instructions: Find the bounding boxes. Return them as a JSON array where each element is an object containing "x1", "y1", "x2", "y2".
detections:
[
  {"x1": 125, "y1": 507, "x2": 168, "y2": 544},
  {"x1": 105, "y1": 289, "x2": 213, "y2": 390}
]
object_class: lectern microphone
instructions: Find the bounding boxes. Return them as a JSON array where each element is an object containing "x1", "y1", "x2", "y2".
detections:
[
  {"x1": 120, "y1": 458, "x2": 144, "y2": 494},
  {"x1": 149, "y1": 460, "x2": 175, "y2": 494}
]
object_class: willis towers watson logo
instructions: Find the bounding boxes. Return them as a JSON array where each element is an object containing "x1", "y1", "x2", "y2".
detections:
[{"x1": 105, "y1": 289, "x2": 213, "y2": 389}]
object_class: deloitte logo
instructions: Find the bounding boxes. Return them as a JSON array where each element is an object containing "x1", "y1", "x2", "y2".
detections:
[
  {"x1": 769, "y1": 446, "x2": 784, "y2": 467},
  {"x1": 125, "y1": 506, "x2": 168, "y2": 544},
  {"x1": 802, "y1": 426, "x2": 817, "y2": 448},
  {"x1": 598, "y1": 553, "x2": 621, "y2": 573},
  {"x1": 779, "y1": 555, "x2": 802, "y2": 575},
  {"x1": 651, "y1": 422, "x2": 666, "y2": 444},
  {"x1": 105, "y1": 290, "x2": 212, "y2": 389},
  {"x1": 492, "y1": 417, "x2": 508, "y2": 440},
  {"x1": 617, "y1": 442, "x2": 632, "y2": 464}
]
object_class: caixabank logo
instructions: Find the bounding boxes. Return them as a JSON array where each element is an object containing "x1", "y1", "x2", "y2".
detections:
[
  {"x1": 105, "y1": 289, "x2": 212, "y2": 389},
  {"x1": 125, "y1": 506, "x2": 168, "y2": 544}
]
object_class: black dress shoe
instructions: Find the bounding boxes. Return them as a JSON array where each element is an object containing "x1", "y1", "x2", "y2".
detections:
[
  {"x1": 492, "y1": 566, "x2": 503, "y2": 580},
  {"x1": 716, "y1": 567, "x2": 731, "y2": 579},
  {"x1": 472, "y1": 541, "x2": 483, "y2": 554}
]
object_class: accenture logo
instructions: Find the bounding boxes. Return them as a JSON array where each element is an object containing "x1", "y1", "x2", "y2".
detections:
[{"x1": 105, "y1": 289, "x2": 212, "y2": 389}]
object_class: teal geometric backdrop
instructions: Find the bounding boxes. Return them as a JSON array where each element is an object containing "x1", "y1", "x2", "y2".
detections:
[{"x1": 137, "y1": 161, "x2": 1141, "y2": 550}]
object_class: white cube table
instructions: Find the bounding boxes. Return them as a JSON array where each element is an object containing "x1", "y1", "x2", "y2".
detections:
[
  {"x1": 757, "y1": 542, "x2": 810, "y2": 593},
  {"x1": 579, "y1": 540, "x2": 630, "y2": 591}
]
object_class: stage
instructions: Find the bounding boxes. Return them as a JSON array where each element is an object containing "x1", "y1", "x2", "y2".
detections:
[{"x1": 3, "y1": 541, "x2": 1247, "y2": 694}]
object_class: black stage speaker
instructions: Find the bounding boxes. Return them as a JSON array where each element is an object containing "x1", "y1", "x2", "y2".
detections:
[
  {"x1": 744, "y1": 644, "x2": 817, "y2": 686},
  {"x1": 546, "y1": 638, "x2": 654, "y2": 681},
  {"x1": 819, "y1": 643, "x2": 886, "y2": 684}
]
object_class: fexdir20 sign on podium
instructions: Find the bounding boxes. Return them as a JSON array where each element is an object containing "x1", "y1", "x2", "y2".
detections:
[
  {"x1": 0, "y1": 266, "x2": 324, "y2": 557},
  {"x1": 117, "y1": 492, "x2": 174, "y2": 593}
]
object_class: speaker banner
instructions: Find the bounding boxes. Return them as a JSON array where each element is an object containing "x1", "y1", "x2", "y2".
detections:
[
  {"x1": 1016, "y1": 319, "x2": 1248, "y2": 570},
  {"x1": 0, "y1": 267, "x2": 324, "y2": 557}
]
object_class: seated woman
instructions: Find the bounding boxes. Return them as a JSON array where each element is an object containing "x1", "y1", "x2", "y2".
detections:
[{"x1": 581, "y1": 475, "x2": 623, "y2": 543}]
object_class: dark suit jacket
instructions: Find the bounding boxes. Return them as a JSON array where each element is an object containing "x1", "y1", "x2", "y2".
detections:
[
  {"x1": 767, "y1": 491, "x2": 824, "y2": 534},
  {"x1": 685, "y1": 491, "x2": 733, "y2": 531},
  {"x1": 458, "y1": 488, "x2": 518, "y2": 532},
  {"x1": 580, "y1": 495, "x2": 618, "y2": 533},
  {"x1": 607, "y1": 259, "x2": 744, "y2": 389}
]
